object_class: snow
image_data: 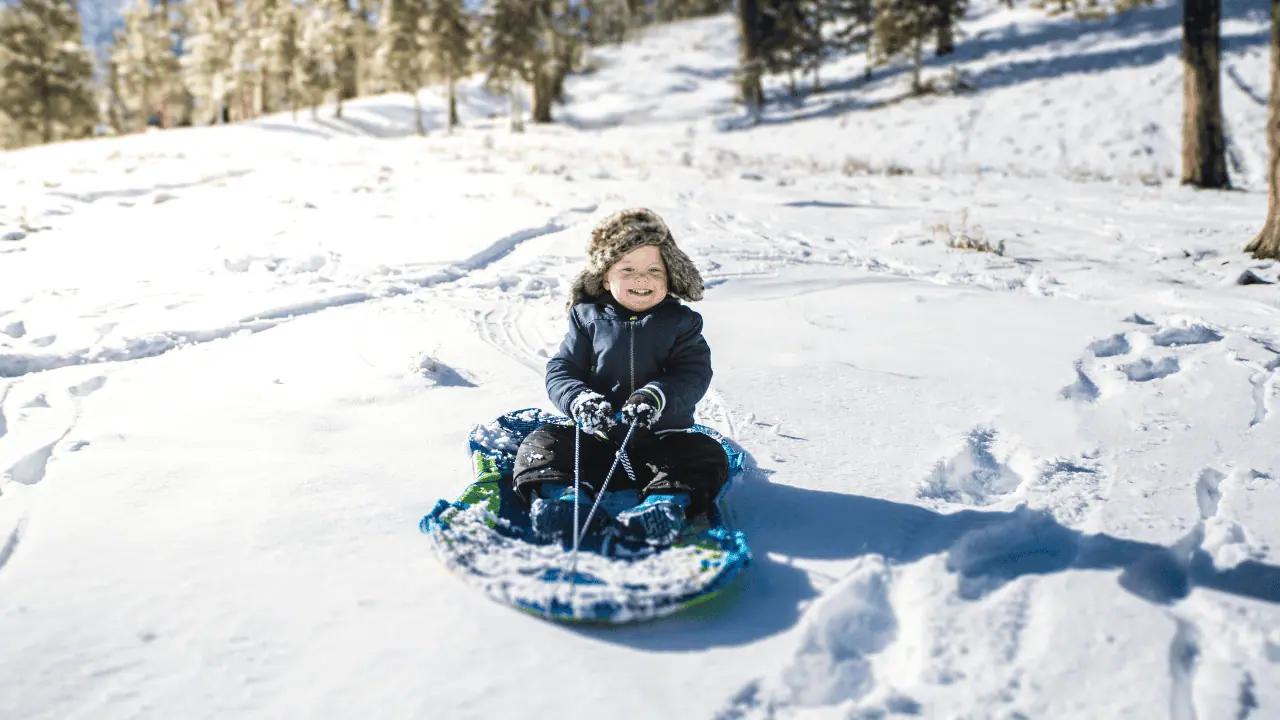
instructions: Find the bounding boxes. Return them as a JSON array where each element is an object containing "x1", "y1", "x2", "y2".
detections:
[{"x1": 2, "y1": 2, "x2": 1279, "y2": 718}]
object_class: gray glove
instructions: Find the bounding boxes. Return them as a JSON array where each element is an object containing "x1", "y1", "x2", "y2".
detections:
[
  {"x1": 570, "y1": 391, "x2": 614, "y2": 434},
  {"x1": 620, "y1": 388, "x2": 662, "y2": 429}
]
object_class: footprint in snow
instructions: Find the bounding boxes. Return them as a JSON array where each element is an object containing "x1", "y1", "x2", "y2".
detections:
[
  {"x1": 6, "y1": 442, "x2": 57, "y2": 485},
  {"x1": 918, "y1": 426, "x2": 1021, "y2": 505},
  {"x1": 1120, "y1": 357, "x2": 1180, "y2": 382},
  {"x1": 69, "y1": 376, "x2": 106, "y2": 397},
  {"x1": 414, "y1": 354, "x2": 476, "y2": 388},
  {"x1": 1059, "y1": 361, "x2": 1099, "y2": 403},
  {"x1": 1151, "y1": 324, "x2": 1222, "y2": 347},
  {"x1": 20, "y1": 394, "x2": 50, "y2": 409},
  {"x1": 1088, "y1": 333, "x2": 1131, "y2": 358}
]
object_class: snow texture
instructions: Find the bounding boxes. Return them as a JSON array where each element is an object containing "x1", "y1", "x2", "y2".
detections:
[
  {"x1": 1, "y1": 2, "x2": 1279, "y2": 718},
  {"x1": 919, "y1": 426, "x2": 1022, "y2": 505}
]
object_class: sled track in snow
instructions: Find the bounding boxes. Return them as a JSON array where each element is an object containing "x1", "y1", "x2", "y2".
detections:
[
  {"x1": 0, "y1": 319, "x2": 282, "y2": 380},
  {"x1": 0, "y1": 521, "x2": 23, "y2": 575},
  {"x1": 1168, "y1": 617, "x2": 1201, "y2": 720},
  {"x1": 473, "y1": 303, "x2": 546, "y2": 375},
  {"x1": 0, "y1": 375, "x2": 102, "y2": 575},
  {"x1": 0, "y1": 208, "x2": 596, "y2": 382}
]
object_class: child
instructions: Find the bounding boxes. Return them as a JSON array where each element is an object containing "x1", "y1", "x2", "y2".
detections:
[{"x1": 512, "y1": 208, "x2": 728, "y2": 548}]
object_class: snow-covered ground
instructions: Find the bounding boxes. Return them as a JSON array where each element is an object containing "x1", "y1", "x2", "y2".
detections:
[{"x1": 2, "y1": 3, "x2": 1279, "y2": 718}]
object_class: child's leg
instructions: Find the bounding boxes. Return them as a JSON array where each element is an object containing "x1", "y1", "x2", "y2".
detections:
[
  {"x1": 616, "y1": 431, "x2": 729, "y2": 545},
  {"x1": 639, "y1": 431, "x2": 729, "y2": 519},
  {"x1": 511, "y1": 423, "x2": 615, "y2": 506}
]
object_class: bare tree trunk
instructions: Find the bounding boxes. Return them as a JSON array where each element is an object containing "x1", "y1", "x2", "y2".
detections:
[
  {"x1": 1181, "y1": 0, "x2": 1230, "y2": 188},
  {"x1": 38, "y1": 76, "x2": 54, "y2": 143},
  {"x1": 258, "y1": 67, "x2": 271, "y2": 114},
  {"x1": 412, "y1": 89, "x2": 425, "y2": 135},
  {"x1": 1247, "y1": 0, "x2": 1280, "y2": 259},
  {"x1": 736, "y1": 0, "x2": 765, "y2": 113},
  {"x1": 532, "y1": 70, "x2": 554, "y2": 123},
  {"x1": 447, "y1": 76, "x2": 459, "y2": 131},
  {"x1": 911, "y1": 35, "x2": 923, "y2": 94},
  {"x1": 936, "y1": 0, "x2": 955, "y2": 56},
  {"x1": 509, "y1": 86, "x2": 524, "y2": 133}
]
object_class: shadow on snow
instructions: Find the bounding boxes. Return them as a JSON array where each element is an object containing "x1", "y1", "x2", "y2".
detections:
[
  {"x1": 576, "y1": 444, "x2": 1280, "y2": 652},
  {"x1": 716, "y1": 1, "x2": 1269, "y2": 131}
]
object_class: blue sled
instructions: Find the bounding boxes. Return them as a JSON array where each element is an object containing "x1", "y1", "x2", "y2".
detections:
[{"x1": 420, "y1": 408, "x2": 751, "y2": 624}]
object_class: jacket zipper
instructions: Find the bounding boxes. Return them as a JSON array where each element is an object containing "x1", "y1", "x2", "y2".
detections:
[{"x1": 628, "y1": 317, "x2": 636, "y2": 394}]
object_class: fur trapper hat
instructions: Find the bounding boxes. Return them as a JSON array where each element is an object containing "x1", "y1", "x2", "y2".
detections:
[{"x1": 568, "y1": 208, "x2": 705, "y2": 307}]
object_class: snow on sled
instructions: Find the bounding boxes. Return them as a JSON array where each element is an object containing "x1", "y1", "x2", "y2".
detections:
[{"x1": 420, "y1": 408, "x2": 750, "y2": 624}]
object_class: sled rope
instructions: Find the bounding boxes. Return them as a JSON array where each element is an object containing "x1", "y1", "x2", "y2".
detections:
[
  {"x1": 545, "y1": 426, "x2": 586, "y2": 620},
  {"x1": 573, "y1": 425, "x2": 583, "y2": 551},
  {"x1": 618, "y1": 447, "x2": 637, "y2": 485},
  {"x1": 553, "y1": 418, "x2": 640, "y2": 614},
  {"x1": 575, "y1": 419, "x2": 639, "y2": 548}
]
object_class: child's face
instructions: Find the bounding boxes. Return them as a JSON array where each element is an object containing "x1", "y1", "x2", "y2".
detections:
[{"x1": 603, "y1": 244, "x2": 668, "y2": 312}]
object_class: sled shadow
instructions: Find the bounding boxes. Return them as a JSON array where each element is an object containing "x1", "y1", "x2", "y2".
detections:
[{"x1": 578, "y1": 445, "x2": 1280, "y2": 652}]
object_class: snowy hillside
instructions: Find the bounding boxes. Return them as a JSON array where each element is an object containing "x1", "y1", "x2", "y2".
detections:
[{"x1": 2, "y1": 3, "x2": 1279, "y2": 719}]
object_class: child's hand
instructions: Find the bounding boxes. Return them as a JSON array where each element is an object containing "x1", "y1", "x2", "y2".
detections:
[
  {"x1": 570, "y1": 391, "x2": 615, "y2": 434},
  {"x1": 620, "y1": 389, "x2": 662, "y2": 429}
]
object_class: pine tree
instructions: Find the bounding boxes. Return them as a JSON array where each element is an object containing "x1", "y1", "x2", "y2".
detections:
[
  {"x1": 934, "y1": 0, "x2": 970, "y2": 56},
  {"x1": 296, "y1": 0, "x2": 355, "y2": 119},
  {"x1": 353, "y1": 0, "x2": 381, "y2": 95},
  {"x1": 816, "y1": 0, "x2": 873, "y2": 82},
  {"x1": 529, "y1": 0, "x2": 580, "y2": 123},
  {"x1": 1247, "y1": 0, "x2": 1280, "y2": 259},
  {"x1": 296, "y1": 2, "x2": 331, "y2": 118},
  {"x1": 584, "y1": 0, "x2": 629, "y2": 44},
  {"x1": 330, "y1": 0, "x2": 359, "y2": 118},
  {"x1": 761, "y1": 1, "x2": 823, "y2": 97},
  {"x1": 735, "y1": 0, "x2": 766, "y2": 112},
  {"x1": 376, "y1": 0, "x2": 429, "y2": 134},
  {"x1": 655, "y1": 0, "x2": 729, "y2": 21},
  {"x1": 261, "y1": 0, "x2": 300, "y2": 117},
  {"x1": 165, "y1": 0, "x2": 198, "y2": 127},
  {"x1": 477, "y1": 0, "x2": 538, "y2": 131},
  {"x1": 550, "y1": 1, "x2": 588, "y2": 103},
  {"x1": 423, "y1": 0, "x2": 473, "y2": 131},
  {"x1": 872, "y1": 0, "x2": 940, "y2": 94},
  {"x1": 109, "y1": 0, "x2": 183, "y2": 131},
  {"x1": 0, "y1": 0, "x2": 98, "y2": 147},
  {"x1": 183, "y1": 0, "x2": 237, "y2": 124},
  {"x1": 231, "y1": 0, "x2": 269, "y2": 120}
]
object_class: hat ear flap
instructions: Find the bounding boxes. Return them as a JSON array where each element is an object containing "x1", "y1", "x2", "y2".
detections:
[
  {"x1": 660, "y1": 244, "x2": 704, "y2": 302},
  {"x1": 569, "y1": 270, "x2": 605, "y2": 308}
]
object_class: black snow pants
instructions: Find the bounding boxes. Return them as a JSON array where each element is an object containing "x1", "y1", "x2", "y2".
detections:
[{"x1": 512, "y1": 423, "x2": 729, "y2": 519}]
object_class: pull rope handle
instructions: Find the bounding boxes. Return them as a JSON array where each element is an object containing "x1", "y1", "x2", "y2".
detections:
[
  {"x1": 574, "y1": 418, "x2": 639, "y2": 550},
  {"x1": 552, "y1": 418, "x2": 640, "y2": 617}
]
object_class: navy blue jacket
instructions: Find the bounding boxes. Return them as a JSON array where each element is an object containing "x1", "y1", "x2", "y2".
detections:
[{"x1": 545, "y1": 295, "x2": 712, "y2": 432}]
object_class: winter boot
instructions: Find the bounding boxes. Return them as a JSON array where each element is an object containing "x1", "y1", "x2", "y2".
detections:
[
  {"x1": 617, "y1": 493, "x2": 691, "y2": 547},
  {"x1": 530, "y1": 484, "x2": 610, "y2": 547}
]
